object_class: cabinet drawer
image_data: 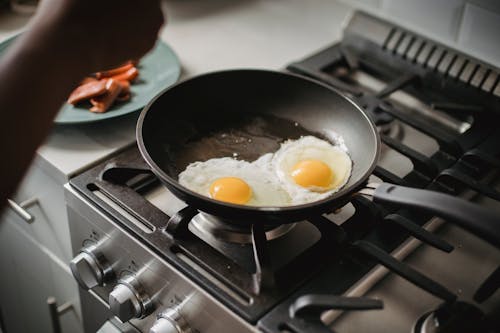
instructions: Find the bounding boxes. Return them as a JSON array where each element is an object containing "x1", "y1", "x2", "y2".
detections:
[{"x1": 6, "y1": 161, "x2": 72, "y2": 261}]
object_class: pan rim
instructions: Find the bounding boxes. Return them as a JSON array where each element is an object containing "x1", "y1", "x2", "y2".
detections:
[{"x1": 136, "y1": 68, "x2": 381, "y2": 216}]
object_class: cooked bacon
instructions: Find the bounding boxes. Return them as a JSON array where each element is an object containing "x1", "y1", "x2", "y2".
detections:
[
  {"x1": 116, "y1": 93, "x2": 131, "y2": 102},
  {"x1": 95, "y1": 63, "x2": 134, "y2": 79},
  {"x1": 111, "y1": 67, "x2": 139, "y2": 82},
  {"x1": 67, "y1": 60, "x2": 138, "y2": 112},
  {"x1": 89, "y1": 79, "x2": 122, "y2": 113},
  {"x1": 67, "y1": 79, "x2": 108, "y2": 105},
  {"x1": 80, "y1": 76, "x2": 98, "y2": 85},
  {"x1": 117, "y1": 80, "x2": 130, "y2": 96}
]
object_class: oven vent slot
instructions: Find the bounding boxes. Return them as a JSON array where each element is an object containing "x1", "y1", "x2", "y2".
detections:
[
  {"x1": 344, "y1": 11, "x2": 500, "y2": 98},
  {"x1": 91, "y1": 186, "x2": 155, "y2": 234}
]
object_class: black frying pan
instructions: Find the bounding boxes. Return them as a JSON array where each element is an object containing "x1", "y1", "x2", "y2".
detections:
[{"x1": 137, "y1": 69, "x2": 500, "y2": 248}]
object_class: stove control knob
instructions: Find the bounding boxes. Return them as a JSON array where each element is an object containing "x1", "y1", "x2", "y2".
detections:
[
  {"x1": 150, "y1": 308, "x2": 192, "y2": 333},
  {"x1": 109, "y1": 275, "x2": 153, "y2": 322},
  {"x1": 70, "y1": 244, "x2": 114, "y2": 290}
]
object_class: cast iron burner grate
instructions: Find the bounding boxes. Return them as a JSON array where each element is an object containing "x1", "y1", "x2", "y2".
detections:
[
  {"x1": 72, "y1": 148, "x2": 389, "y2": 323},
  {"x1": 257, "y1": 11, "x2": 500, "y2": 333},
  {"x1": 70, "y1": 140, "x2": 466, "y2": 330}
]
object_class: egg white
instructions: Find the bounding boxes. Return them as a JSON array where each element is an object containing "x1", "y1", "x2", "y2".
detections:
[
  {"x1": 178, "y1": 157, "x2": 291, "y2": 206},
  {"x1": 272, "y1": 136, "x2": 352, "y2": 205}
]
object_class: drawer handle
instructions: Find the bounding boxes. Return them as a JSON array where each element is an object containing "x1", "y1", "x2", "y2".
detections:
[
  {"x1": 7, "y1": 198, "x2": 38, "y2": 223},
  {"x1": 47, "y1": 297, "x2": 74, "y2": 333}
]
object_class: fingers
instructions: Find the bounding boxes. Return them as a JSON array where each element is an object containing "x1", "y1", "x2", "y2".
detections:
[{"x1": 32, "y1": 0, "x2": 167, "y2": 73}]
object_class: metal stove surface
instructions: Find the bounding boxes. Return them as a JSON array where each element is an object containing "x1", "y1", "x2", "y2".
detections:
[
  {"x1": 260, "y1": 11, "x2": 500, "y2": 333},
  {"x1": 66, "y1": 11, "x2": 500, "y2": 333},
  {"x1": 144, "y1": 153, "x2": 500, "y2": 333}
]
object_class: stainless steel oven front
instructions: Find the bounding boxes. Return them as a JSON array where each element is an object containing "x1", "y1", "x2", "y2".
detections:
[{"x1": 65, "y1": 184, "x2": 256, "y2": 333}]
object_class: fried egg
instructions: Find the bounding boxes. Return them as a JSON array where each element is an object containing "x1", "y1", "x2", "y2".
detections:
[
  {"x1": 178, "y1": 157, "x2": 290, "y2": 206},
  {"x1": 272, "y1": 136, "x2": 352, "y2": 204}
]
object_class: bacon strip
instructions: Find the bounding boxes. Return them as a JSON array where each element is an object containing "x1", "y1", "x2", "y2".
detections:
[
  {"x1": 117, "y1": 80, "x2": 130, "y2": 96},
  {"x1": 80, "y1": 77, "x2": 98, "y2": 85},
  {"x1": 67, "y1": 79, "x2": 108, "y2": 105},
  {"x1": 111, "y1": 67, "x2": 139, "y2": 82},
  {"x1": 89, "y1": 79, "x2": 122, "y2": 113},
  {"x1": 67, "y1": 60, "x2": 138, "y2": 113},
  {"x1": 95, "y1": 63, "x2": 134, "y2": 79},
  {"x1": 116, "y1": 93, "x2": 131, "y2": 102}
]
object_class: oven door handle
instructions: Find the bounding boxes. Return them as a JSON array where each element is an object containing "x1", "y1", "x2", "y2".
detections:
[{"x1": 47, "y1": 297, "x2": 73, "y2": 333}]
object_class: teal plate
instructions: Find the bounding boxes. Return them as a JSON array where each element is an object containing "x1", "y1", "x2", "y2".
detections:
[{"x1": 0, "y1": 35, "x2": 181, "y2": 124}]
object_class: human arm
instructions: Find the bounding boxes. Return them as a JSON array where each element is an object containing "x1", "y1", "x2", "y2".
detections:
[{"x1": 0, "y1": 0, "x2": 164, "y2": 204}]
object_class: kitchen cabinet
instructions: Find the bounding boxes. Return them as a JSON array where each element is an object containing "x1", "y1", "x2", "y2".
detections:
[
  {"x1": 0, "y1": 208, "x2": 82, "y2": 333},
  {"x1": 6, "y1": 162, "x2": 74, "y2": 262},
  {"x1": 0, "y1": 114, "x2": 138, "y2": 333},
  {"x1": 0, "y1": 158, "x2": 82, "y2": 331},
  {"x1": 0, "y1": 132, "x2": 138, "y2": 333}
]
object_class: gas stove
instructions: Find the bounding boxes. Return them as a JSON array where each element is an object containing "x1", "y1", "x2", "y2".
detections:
[{"x1": 66, "y1": 12, "x2": 500, "y2": 333}]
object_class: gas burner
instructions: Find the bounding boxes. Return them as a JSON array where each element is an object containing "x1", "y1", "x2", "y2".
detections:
[
  {"x1": 378, "y1": 119, "x2": 404, "y2": 140},
  {"x1": 189, "y1": 213, "x2": 295, "y2": 244},
  {"x1": 412, "y1": 302, "x2": 490, "y2": 333}
]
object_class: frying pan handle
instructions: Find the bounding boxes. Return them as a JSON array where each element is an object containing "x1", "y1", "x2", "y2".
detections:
[{"x1": 372, "y1": 183, "x2": 500, "y2": 248}]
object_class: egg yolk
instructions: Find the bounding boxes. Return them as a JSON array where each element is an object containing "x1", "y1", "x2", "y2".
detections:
[
  {"x1": 291, "y1": 160, "x2": 333, "y2": 189},
  {"x1": 209, "y1": 177, "x2": 252, "y2": 204}
]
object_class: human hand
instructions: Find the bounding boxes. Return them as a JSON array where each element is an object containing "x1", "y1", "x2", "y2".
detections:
[{"x1": 29, "y1": 0, "x2": 165, "y2": 73}]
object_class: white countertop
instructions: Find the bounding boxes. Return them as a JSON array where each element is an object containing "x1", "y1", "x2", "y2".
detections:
[{"x1": 0, "y1": 0, "x2": 354, "y2": 183}]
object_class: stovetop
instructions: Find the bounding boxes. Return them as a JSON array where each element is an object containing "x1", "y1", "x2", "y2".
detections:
[{"x1": 69, "y1": 12, "x2": 500, "y2": 333}]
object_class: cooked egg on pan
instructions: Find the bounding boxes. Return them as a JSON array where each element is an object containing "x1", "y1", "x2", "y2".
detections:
[
  {"x1": 178, "y1": 135, "x2": 351, "y2": 207},
  {"x1": 272, "y1": 136, "x2": 352, "y2": 205},
  {"x1": 178, "y1": 157, "x2": 291, "y2": 206}
]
